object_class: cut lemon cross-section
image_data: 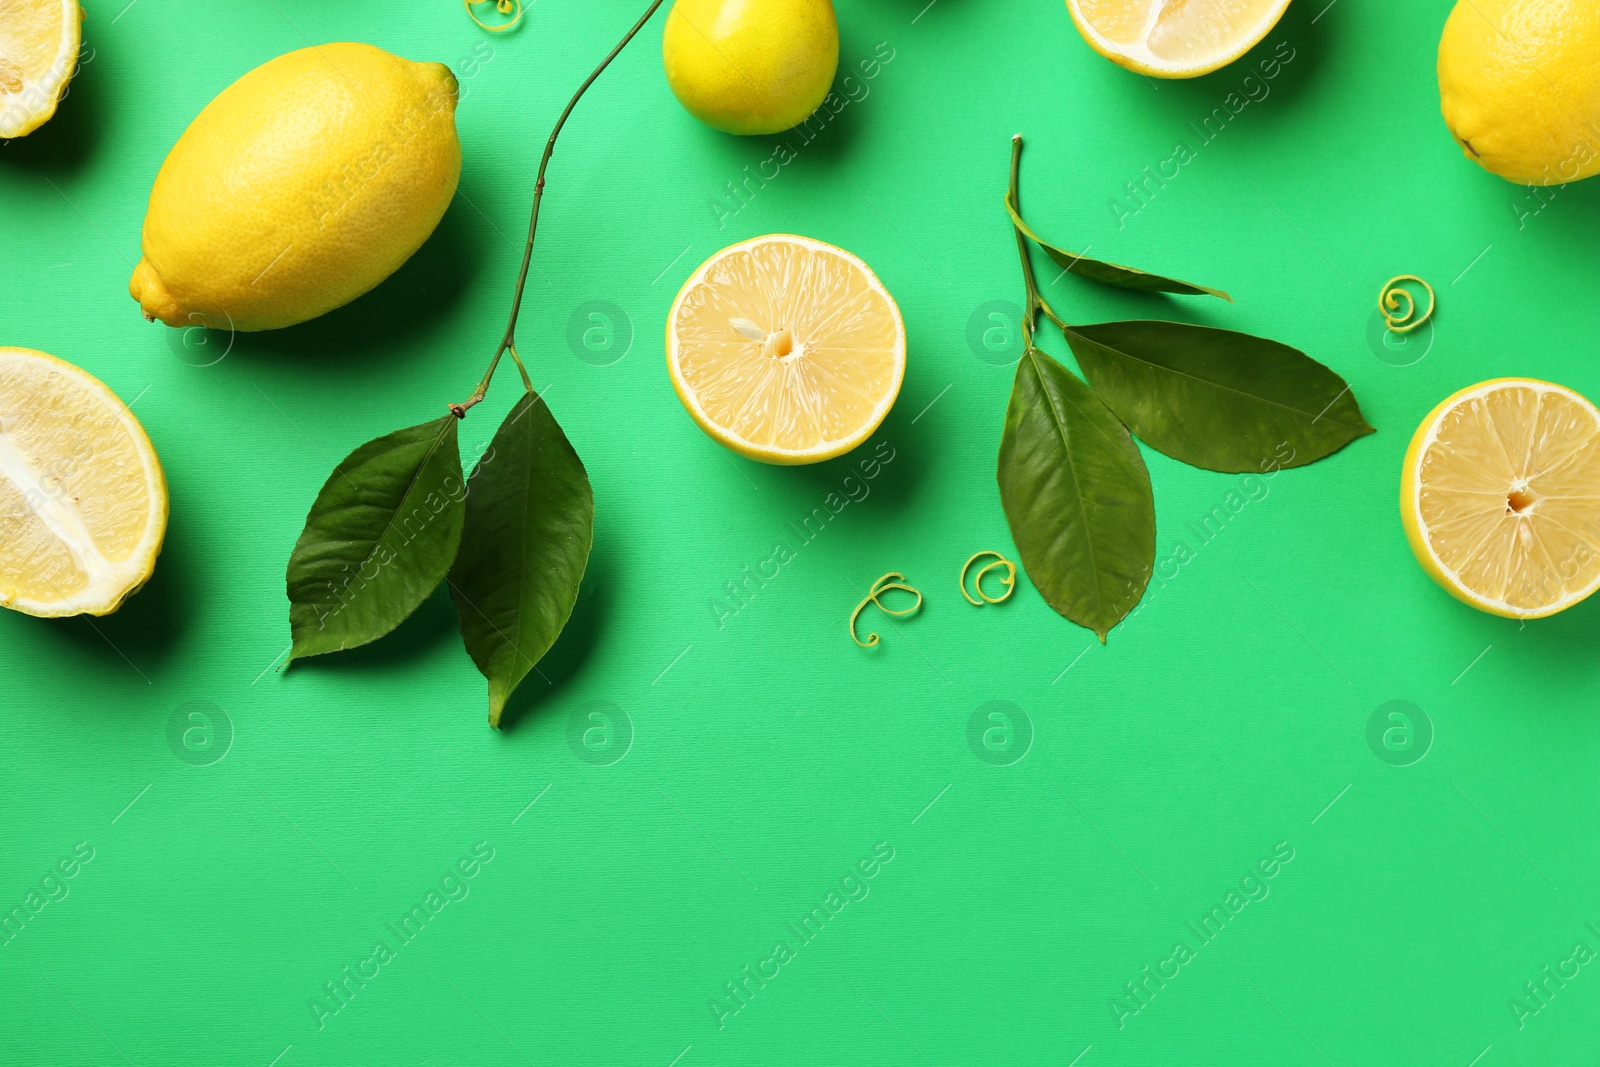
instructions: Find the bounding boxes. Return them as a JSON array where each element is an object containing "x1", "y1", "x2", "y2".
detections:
[
  {"x1": 0, "y1": 0, "x2": 82, "y2": 138},
  {"x1": 1401, "y1": 378, "x2": 1600, "y2": 619},
  {"x1": 666, "y1": 234, "x2": 906, "y2": 465},
  {"x1": 1066, "y1": 0, "x2": 1290, "y2": 78},
  {"x1": 0, "y1": 348, "x2": 167, "y2": 617}
]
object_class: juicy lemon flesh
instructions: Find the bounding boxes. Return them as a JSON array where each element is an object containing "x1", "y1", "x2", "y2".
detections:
[
  {"x1": 1408, "y1": 381, "x2": 1600, "y2": 617},
  {"x1": 0, "y1": 0, "x2": 79, "y2": 138},
  {"x1": 669, "y1": 238, "x2": 904, "y2": 464},
  {"x1": 1070, "y1": 0, "x2": 1288, "y2": 76},
  {"x1": 0, "y1": 349, "x2": 167, "y2": 617}
]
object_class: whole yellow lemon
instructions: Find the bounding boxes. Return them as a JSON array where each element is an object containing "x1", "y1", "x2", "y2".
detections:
[
  {"x1": 130, "y1": 43, "x2": 461, "y2": 333},
  {"x1": 661, "y1": 0, "x2": 838, "y2": 136},
  {"x1": 1438, "y1": 0, "x2": 1600, "y2": 185}
]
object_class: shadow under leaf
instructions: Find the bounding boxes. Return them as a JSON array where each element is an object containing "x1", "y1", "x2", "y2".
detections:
[
  {"x1": 493, "y1": 541, "x2": 612, "y2": 732},
  {"x1": 282, "y1": 580, "x2": 462, "y2": 679}
]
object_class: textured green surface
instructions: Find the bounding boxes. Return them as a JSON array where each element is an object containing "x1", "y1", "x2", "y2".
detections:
[{"x1": 3, "y1": 1, "x2": 1599, "y2": 1064}]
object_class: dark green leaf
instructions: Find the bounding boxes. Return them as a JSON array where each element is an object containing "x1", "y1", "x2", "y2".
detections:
[
  {"x1": 1064, "y1": 320, "x2": 1375, "y2": 474},
  {"x1": 998, "y1": 348, "x2": 1155, "y2": 641},
  {"x1": 286, "y1": 415, "x2": 466, "y2": 662},
  {"x1": 449, "y1": 391, "x2": 594, "y2": 728},
  {"x1": 1006, "y1": 191, "x2": 1231, "y2": 301}
]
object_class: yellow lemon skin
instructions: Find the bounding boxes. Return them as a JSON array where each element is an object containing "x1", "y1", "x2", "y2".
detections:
[
  {"x1": 130, "y1": 43, "x2": 461, "y2": 333},
  {"x1": 662, "y1": 0, "x2": 838, "y2": 136},
  {"x1": 1438, "y1": 0, "x2": 1600, "y2": 185}
]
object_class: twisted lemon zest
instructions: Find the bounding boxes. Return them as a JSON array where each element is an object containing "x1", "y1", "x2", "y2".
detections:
[
  {"x1": 465, "y1": 0, "x2": 523, "y2": 32},
  {"x1": 1380, "y1": 275, "x2": 1435, "y2": 334},
  {"x1": 960, "y1": 551, "x2": 1017, "y2": 606},
  {"x1": 850, "y1": 572, "x2": 923, "y2": 647}
]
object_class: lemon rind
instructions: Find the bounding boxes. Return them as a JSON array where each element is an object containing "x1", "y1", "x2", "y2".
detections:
[
  {"x1": 1405, "y1": 377, "x2": 1600, "y2": 619},
  {"x1": 0, "y1": 348, "x2": 168, "y2": 618},
  {"x1": 665, "y1": 234, "x2": 906, "y2": 466}
]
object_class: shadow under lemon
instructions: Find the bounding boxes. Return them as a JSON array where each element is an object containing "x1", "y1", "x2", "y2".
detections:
[
  {"x1": 20, "y1": 500, "x2": 192, "y2": 680},
  {"x1": 226, "y1": 199, "x2": 481, "y2": 368},
  {"x1": 746, "y1": 392, "x2": 928, "y2": 521},
  {"x1": 1499, "y1": 594, "x2": 1600, "y2": 691},
  {"x1": 0, "y1": 51, "x2": 101, "y2": 176},
  {"x1": 488, "y1": 540, "x2": 613, "y2": 732}
]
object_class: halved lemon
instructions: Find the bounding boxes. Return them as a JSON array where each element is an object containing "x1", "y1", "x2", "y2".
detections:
[
  {"x1": 1066, "y1": 0, "x2": 1290, "y2": 78},
  {"x1": 0, "y1": 348, "x2": 167, "y2": 617},
  {"x1": 1401, "y1": 378, "x2": 1600, "y2": 619},
  {"x1": 666, "y1": 234, "x2": 905, "y2": 465},
  {"x1": 0, "y1": 0, "x2": 82, "y2": 139}
]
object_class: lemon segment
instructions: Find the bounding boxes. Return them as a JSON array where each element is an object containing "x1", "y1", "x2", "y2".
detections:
[
  {"x1": 666, "y1": 235, "x2": 905, "y2": 465},
  {"x1": 0, "y1": 348, "x2": 167, "y2": 617},
  {"x1": 0, "y1": 0, "x2": 81, "y2": 138},
  {"x1": 1066, "y1": 0, "x2": 1290, "y2": 78},
  {"x1": 1401, "y1": 378, "x2": 1600, "y2": 618}
]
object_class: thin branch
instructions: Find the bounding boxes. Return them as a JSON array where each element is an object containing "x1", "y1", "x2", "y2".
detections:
[{"x1": 453, "y1": 0, "x2": 669, "y2": 416}]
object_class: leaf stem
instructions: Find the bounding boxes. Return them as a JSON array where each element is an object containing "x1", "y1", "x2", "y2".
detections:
[
  {"x1": 1008, "y1": 134, "x2": 1068, "y2": 350},
  {"x1": 451, "y1": 0, "x2": 669, "y2": 418}
]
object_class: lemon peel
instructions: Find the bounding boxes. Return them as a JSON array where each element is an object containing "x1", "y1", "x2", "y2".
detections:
[
  {"x1": 850, "y1": 573, "x2": 923, "y2": 648},
  {"x1": 464, "y1": 0, "x2": 523, "y2": 33},
  {"x1": 1380, "y1": 276, "x2": 1435, "y2": 334},
  {"x1": 960, "y1": 551, "x2": 1017, "y2": 606}
]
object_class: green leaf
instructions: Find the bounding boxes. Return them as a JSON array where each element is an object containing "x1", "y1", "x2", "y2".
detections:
[
  {"x1": 286, "y1": 415, "x2": 466, "y2": 662},
  {"x1": 1006, "y1": 191, "x2": 1231, "y2": 301},
  {"x1": 1063, "y1": 320, "x2": 1376, "y2": 474},
  {"x1": 449, "y1": 391, "x2": 594, "y2": 728},
  {"x1": 998, "y1": 348, "x2": 1155, "y2": 642}
]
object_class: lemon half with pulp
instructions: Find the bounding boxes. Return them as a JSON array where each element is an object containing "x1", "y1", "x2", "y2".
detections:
[
  {"x1": 1401, "y1": 378, "x2": 1600, "y2": 618},
  {"x1": 0, "y1": 348, "x2": 167, "y2": 617},
  {"x1": 666, "y1": 235, "x2": 905, "y2": 465},
  {"x1": 0, "y1": 0, "x2": 81, "y2": 138},
  {"x1": 1066, "y1": 0, "x2": 1290, "y2": 78}
]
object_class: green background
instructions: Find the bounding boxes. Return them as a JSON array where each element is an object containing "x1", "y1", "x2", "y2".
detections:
[{"x1": 3, "y1": 0, "x2": 1598, "y2": 1064}]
